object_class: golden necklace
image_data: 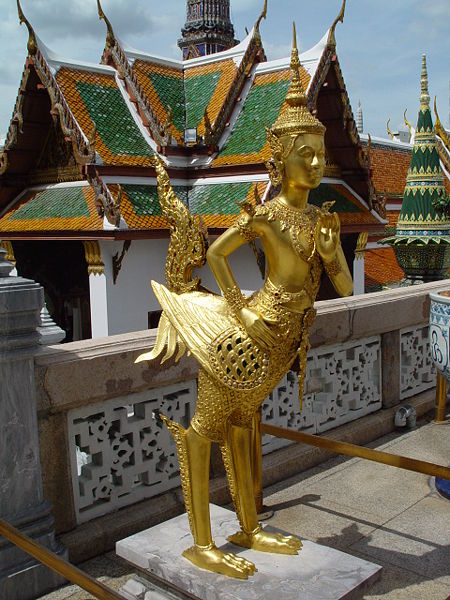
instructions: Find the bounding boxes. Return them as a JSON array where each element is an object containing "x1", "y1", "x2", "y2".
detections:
[{"x1": 262, "y1": 199, "x2": 318, "y2": 262}]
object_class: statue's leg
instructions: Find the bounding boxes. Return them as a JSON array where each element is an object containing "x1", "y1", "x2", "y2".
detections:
[
  {"x1": 225, "y1": 423, "x2": 302, "y2": 555},
  {"x1": 161, "y1": 417, "x2": 256, "y2": 579}
]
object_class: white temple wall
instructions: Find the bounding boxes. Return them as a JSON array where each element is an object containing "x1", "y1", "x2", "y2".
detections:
[{"x1": 91, "y1": 238, "x2": 264, "y2": 338}]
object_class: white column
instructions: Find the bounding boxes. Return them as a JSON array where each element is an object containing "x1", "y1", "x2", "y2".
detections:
[
  {"x1": 353, "y1": 254, "x2": 365, "y2": 295},
  {"x1": 89, "y1": 272, "x2": 109, "y2": 338}
]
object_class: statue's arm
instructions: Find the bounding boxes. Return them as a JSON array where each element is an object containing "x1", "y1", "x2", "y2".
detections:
[
  {"x1": 207, "y1": 222, "x2": 277, "y2": 348},
  {"x1": 314, "y1": 212, "x2": 353, "y2": 297}
]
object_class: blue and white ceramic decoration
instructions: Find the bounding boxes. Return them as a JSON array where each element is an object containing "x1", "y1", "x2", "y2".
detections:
[{"x1": 429, "y1": 292, "x2": 450, "y2": 382}]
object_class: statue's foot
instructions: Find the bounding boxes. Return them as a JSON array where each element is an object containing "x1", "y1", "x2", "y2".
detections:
[
  {"x1": 183, "y1": 543, "x2": 257, "y2": 579},
  {"x1": 228, "y1": 525, "x2": 302, "y2": 555}
]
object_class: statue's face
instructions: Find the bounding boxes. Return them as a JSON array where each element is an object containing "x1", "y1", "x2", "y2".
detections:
[{"x1": 282, "y1": 133, "x2": 325, "y2": 190}]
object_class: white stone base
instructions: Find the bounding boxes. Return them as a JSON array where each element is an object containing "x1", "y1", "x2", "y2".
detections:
[{"x1": 116, "y1": 505, "x2": 382, "y2": 600}]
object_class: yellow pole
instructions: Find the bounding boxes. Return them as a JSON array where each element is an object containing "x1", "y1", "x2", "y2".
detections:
[
  {"x1": 435, "y1": 373, "x2": 448, "y2": 423},
  {"x1": 261, "y1": 423, "x2": 450, "y2": 480},
  {"x1": 0, "y1": 518, "x2": 124, "y2": 600},
  {"x1": 251, "y1": 409, "x2": 263, "y2": 514}
]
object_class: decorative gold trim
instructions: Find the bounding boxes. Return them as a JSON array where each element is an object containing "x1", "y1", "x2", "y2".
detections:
[
  {"x1": 355, "y1": 232, "x2": 369, "y2": 260},
  {"x1": 223, "y1": 286, "x2": 247, "y2": 315},
  {"x1": 83, "y1": 241, "x2": 104, "y2": 276},
  {"x1": 0, "y1": 241, "x2": 16, "y2": 266}
]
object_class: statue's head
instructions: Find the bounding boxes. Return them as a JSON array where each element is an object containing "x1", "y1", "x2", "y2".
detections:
[{"x1": 266, "y1": 24, "x2": 326, "y2": 191}]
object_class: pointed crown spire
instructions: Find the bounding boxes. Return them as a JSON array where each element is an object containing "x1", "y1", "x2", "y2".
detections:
[
  {"x1": 420, "y1": 54, "x2": 430, "y2": 110},
  {"x1": 269, "y1": 23, "x2": 325, "y2": 139}
]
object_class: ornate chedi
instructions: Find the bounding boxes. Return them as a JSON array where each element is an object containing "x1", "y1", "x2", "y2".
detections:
[
  {"x1": 385, "y1": 55, "x2": 450, "y2": 282},
  {"x1": 136, "y1": 25, "x2": 353, "y2": 579},
  {"x1": 179, "y1": 0, "x2": 238, "y2": 60}
]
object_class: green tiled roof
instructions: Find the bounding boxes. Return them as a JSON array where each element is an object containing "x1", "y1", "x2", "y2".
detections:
[
  {"x1": 124, "y1": 185, "x2": 188, "y2": 216},
  {"x1": 76, "y1": 81, "x2": 154, "y2": 157},
  {"x1": 309, "y1": 184, "x2": 362, "y2": 213},
  {"x1": 148, "y1": 73, "x2": 185, "y2": 132},
  {"x1": 9, "y1": 187, "x2": 89, "y2": 220},
  {"x1": 185, "y1": 71, "x2": 222, "y2": 129},
  {"x1": 189, "y1": 182, "x2": 252, "y2": 215},
  {"x1": 220, "y1": 80, "x2": 291, "y2": 157}
]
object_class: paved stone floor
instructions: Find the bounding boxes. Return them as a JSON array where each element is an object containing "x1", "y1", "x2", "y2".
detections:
[{"x1": 38, "y1": 420, "x2": 449, "y2": 599}]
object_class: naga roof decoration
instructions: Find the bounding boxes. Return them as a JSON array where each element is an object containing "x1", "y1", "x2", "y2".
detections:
[{"x1": 0, "y1": 0, "x2": 385, "y2": 240}]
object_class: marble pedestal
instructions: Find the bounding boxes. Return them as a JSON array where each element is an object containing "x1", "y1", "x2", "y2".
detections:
[{"x1": 117, "y1": 505, "x2": 382, "y2": 600}]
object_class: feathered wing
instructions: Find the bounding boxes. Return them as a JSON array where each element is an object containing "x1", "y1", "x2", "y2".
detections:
[
  {"x1": 136, "y1": 282, "x2": 233, "y2": 377},
  {"x1": 136, "y1": 155, "x2": 212, "y2": 366}
]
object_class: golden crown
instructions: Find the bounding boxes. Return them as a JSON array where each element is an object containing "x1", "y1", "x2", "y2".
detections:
[{"x1": 270, "y1": 23, "x2": 326, "y2": 139}]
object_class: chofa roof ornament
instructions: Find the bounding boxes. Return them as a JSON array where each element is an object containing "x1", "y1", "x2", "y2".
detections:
[
  {"x1": 17, "y1": 0, "x2": 38, "y2": 56},
  {"x1": 327, "y1": 0, "x2": 346, "y2": 48},
  {"x1": 97, "y1": 0, "x2": 116, "y2": 48}
]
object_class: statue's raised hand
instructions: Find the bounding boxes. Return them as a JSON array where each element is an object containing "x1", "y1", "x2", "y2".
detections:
[{"x1": 314, "y1": 212, "x2": 341, "y2": 263}]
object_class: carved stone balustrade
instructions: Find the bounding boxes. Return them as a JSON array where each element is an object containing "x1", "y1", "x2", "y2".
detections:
[{"x1": 34, "y1": 280, "x2": 448, "y2": 561}]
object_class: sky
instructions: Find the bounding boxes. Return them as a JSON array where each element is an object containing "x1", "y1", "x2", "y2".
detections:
[{"x1": 0, "y1": 0, "x2": 448, "y2": 143}]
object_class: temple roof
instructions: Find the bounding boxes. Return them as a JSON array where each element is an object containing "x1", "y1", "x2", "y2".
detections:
[{"x1": 0, "y1": 0, "x2": 381, "y2": 239}]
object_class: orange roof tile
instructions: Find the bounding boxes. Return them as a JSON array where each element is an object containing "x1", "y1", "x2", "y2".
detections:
[
  {"x1": 370, "y1": 147, "x2": 411, "y2": 196},
  {"x1": 365, "y1": 247, "x2": 404, "y2": 289}
]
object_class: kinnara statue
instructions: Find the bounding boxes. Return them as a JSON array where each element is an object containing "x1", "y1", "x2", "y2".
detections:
[{"x1": 137, "y1": 26, "x2": 353, "y2": 579}]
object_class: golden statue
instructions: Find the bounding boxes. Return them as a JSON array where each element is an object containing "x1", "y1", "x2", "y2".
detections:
[{"x1": 137, "y1": 25, "x2": 353, "y2": 579}]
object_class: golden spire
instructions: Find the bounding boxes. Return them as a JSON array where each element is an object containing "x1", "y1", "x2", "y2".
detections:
[
  {"x1": 97, "y1": 0, "x2": 116, "y2": 48},
  {"x1": 17, "y1": 0, "x2": 38, "y2": 56},
  {"x1": 269, "y1": 23, "x2": 325, "y2": 138},
  {"x1": 328, "y1": 0, "x2": 346, "y2": 47},
  {"x1": 420, "y1": 54, "x2": 430, "y2": 110}
]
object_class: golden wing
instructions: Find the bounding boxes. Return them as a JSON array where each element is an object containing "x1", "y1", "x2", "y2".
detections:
[
  {"x1": 136, "y1": 281, "x2": 232, "y2": 375},
  {"x1": 153, "y1": 155, "x2": 209, "y2": 294}
]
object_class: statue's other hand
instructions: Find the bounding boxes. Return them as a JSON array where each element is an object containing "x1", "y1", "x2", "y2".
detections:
[
  {"x1": 314, "y1": 212, "x2": 340, "y2": 262},
  {"x1": 237, "y1": 307, "x2": 278, "y2": 349}
]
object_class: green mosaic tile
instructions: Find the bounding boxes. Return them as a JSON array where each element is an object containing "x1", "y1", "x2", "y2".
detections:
[
  {"x1": 148, "y1": 73, "x2": 185, "y2": 132},
  {"x1": 188, "y1": 183, "x2": 252, "y2": 215},
  {"x1": 9, "y1": 187, "x2": 89, "y2": 220},
  {"x1": 76, "y1": 81, "x2": 154, "y2": 157},
  {"x1": 309, "y1": 184, "x2": 362, "y2": 213},
  {"x1": 124, "y1": 185, "x2": 188, "y2": 216},
  {"x1": 220, "y1": 80, "x2": 290, "y2": 157},
  {"x1": 185, "y1": 71, "x2": 222, "y2": 129},
  {"x1": 417, "y1": 109, "x2": 433, "y2": 133}
]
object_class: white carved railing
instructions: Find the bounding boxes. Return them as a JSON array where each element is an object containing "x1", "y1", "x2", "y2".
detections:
[
  {"x1": 400, "y1": 324, "x2": 436, "y2": 399},
  {"x1": 36, "y1": 280, "x2": 449, "y2": 531},
  {"x1": 69, "y1": 382, "x2": 197, "y2": 523}
]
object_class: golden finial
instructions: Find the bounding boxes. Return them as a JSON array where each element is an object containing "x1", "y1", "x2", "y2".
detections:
[
  {"x1": 403, "y1": 109, "x2": 412, "y2": 138},
  {"x1": 420, "y1": 54, "x2": 430, "y2": 109},
  {"x1": 97, "y1": 0, "x2": 116, "y2": 48},
  {"x1": 255, "y1": 0, "x2": 268, "y2": 31},
  {"x1": 387, "y1": 118, "x2": 395, "y2": 140},
  {"x1": 328, "y1": 0, "x2": 346, "y2": 47},
  {"x1": 269, "y1": 23, "x2": 325, "y2": 139},
  {"x1": 17, "y1": 0, "x2": 38, "y2": 56}
]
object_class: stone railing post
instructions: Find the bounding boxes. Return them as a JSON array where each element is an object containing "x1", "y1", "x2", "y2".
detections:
[{"x1": 0, "y1": 247, "x2": 66, "y2": 599}]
